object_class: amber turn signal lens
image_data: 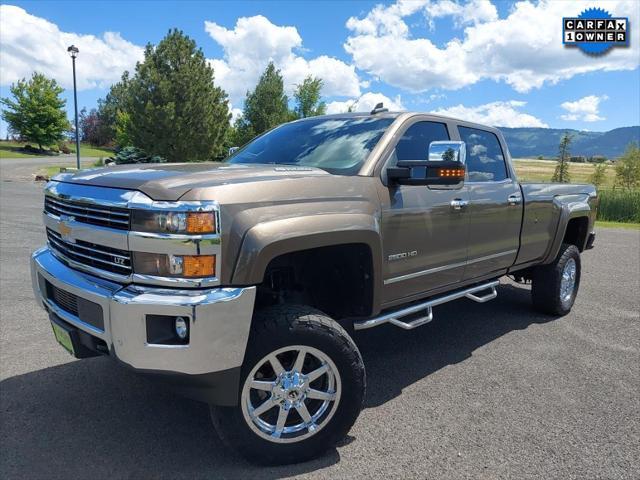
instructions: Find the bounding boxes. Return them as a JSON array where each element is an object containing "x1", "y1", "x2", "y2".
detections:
[
  {"x1": 186, "y1": 213, "x2": 216, "y2": 233},
  {"x1": 182, "y1": 255, "x2": 215, "y2": 277},
  {"x1": 438, "y1": 168, "x2": 465, "y2": 178}
]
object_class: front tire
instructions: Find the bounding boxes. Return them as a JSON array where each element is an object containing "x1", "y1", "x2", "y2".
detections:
[
  {"x1": 210, "y1": 304, "x2": 365, "y2": 465},
  {"x1": 531, "y1": 243, "x2": 581, "y2": 316}
]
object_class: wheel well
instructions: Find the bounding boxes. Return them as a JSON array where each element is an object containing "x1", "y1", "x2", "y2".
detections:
[
  {"x1": 563, "y1": 217, "x2": 589, "y2": 251},
  {"x1": 255, "y1": 243, "x2": 374, "y2": 321}
]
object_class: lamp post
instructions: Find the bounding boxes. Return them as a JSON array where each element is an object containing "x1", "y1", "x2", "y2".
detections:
[{"x1": 67, "y1": 45, "x2": 80, "y2": 170}]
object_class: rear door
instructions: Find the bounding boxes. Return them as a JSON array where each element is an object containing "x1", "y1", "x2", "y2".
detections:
[
  {"x1": 456, "y1": 125, "x2": 522, "y2": 280},
  {"x1": 378, "y1": 119, "x2": 469, "y2": 305}
]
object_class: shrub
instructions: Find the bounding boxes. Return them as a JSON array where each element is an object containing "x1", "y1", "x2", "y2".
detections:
[
  {"x1": 58, "y1": 141, "x2": 71, "y2": 154},
  {"x1": 597, "y1": 189, "x2": 640, "y2": 223},
  {"x1": 23, "y1": 144, "x2": 40, "y2": 153},
  {"x1": 110, "y1": 146, "x2": 166, "y2": 165}
]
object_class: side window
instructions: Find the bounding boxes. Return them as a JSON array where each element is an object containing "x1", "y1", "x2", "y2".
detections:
[
  {"x1": 394, "y1": 121, "x2": 449, "y2": 161},
  {"x1": 458, "y1": 126, "x2": 508, "y2": 182}
]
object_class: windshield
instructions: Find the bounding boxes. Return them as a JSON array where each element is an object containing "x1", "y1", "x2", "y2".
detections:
[{"x1": 228, "y1": 116, "x2": 395, "y2": 175}]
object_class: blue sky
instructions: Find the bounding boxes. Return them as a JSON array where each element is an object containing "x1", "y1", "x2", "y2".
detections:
[{"x1": 1, "y1": 0, "x2": 639, "y2": 138}]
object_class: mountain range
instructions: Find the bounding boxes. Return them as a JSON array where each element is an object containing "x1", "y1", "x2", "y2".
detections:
[{"x1": 498, "y1": 126, "x2": 639, "y2": 159}]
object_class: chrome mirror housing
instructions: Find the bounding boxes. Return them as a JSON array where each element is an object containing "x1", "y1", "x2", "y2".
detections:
[{"x1": 428, "y1": 141, "x2": 466, "y2": 165}]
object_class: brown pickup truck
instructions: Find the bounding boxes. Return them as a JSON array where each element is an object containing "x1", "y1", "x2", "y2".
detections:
[{"x1": 31, "y1": 108, "x2": 597, "y2": 464}]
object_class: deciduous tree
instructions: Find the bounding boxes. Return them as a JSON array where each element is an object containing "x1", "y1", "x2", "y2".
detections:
[
  {"x1": 79, "y1": 107, "x2": 110, "y2": 146},
  {"x1": 588, "y1": 163, "x2": 608, "y2": 188},
  {"x1": 1, "y1": 73, "x2": 69, "y2": 151},
  {"x1": 96, "y1": 72, "x2": 132, "y2": 147},
  {"x1": 614, "y1": 142, "x2": 640, "y2": 189},
  {"x1": 293, "y1": 76, "x2": 326, "y2": 118}
]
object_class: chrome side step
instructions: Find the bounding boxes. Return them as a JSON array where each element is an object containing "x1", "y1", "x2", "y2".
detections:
[{"x1": 354, "y1": 280, "x2": 499, "y2": 331}]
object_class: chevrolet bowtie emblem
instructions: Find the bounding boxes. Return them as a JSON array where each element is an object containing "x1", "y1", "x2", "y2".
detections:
[{"x1": 58, "y1": 215, "x2": 75, "y2": 243}]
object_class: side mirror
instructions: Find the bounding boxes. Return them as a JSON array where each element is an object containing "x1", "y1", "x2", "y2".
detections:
[
  {"x1": 228, "y1": 146, "x2": 239, "y2": 156},
  {"x1": 387, "y1": 141, "x2": 466, "y2": 187}
]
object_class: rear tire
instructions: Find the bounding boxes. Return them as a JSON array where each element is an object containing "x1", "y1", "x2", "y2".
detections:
[
  {"x1": 210, "y1": 304, "x2": 365, "y2": 465},
  {"x1": 531, "y1": 243, "x2": 581, "y2": 316}
]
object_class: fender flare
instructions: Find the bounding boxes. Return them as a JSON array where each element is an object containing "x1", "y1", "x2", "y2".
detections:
[
  {"x1": 542, "y1": 194, "x2": 592, "y2": 264},
  {"x1": 231, "y1": 213, "x2": 383, "y2": 309}
]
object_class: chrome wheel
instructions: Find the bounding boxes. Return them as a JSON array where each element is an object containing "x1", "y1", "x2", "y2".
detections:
[
  {"x1": 241, "y1": 345, "x2": 342, "y2": 444},
  {"x1": 560, "y1": 258, "x2": 577, "y2": 302}
]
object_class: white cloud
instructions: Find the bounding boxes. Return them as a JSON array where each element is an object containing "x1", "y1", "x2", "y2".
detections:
[
  {"x1": 205, "y1": 15, "x2": 360, "y2": 105},
  {"x1": 325, "y1": 92, "x2": 405, "y2": 114},
  {"x1": 424, "y1": 0, "x2": 498, "y2": 28},
  {"x1": 0, "y1": 5, "x2": 143, "y2": 90},
  {"x1": 431, "y1": 100, "x2": 548, "y2": 127},
  {"x1": 345, "y1": 0, "x2": 640, "y2": 93},
  {"x1": 560, "y1": 95, "x2": 607, "y2": 122},
  {"x1": 229, "y1": 106, "x2": 243, "y2": 124}
]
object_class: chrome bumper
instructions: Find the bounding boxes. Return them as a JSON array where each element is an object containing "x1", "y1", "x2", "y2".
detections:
[{"x1": 31, "y1": 247, "x2": 256, "y2": 375}]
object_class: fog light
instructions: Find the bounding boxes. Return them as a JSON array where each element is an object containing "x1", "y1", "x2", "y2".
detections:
[{"x1": 175, "y1": 316, "x2": 188, "y2": 339}]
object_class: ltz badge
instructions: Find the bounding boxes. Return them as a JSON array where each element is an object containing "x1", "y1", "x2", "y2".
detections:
[{"x1": 563, "y1": 7, "x2": 629, "y2": 55}]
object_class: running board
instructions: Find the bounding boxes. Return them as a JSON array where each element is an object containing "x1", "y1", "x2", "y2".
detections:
[{"x1": 354, "y1": 280, "x2": 499, "y2": 331}]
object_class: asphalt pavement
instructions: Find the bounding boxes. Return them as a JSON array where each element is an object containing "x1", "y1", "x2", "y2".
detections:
[{"x1": 1, "y1": 158, "x2": 638, "y2": 479}]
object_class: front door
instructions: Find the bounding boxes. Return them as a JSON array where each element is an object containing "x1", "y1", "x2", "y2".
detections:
[
  {"x1": 456, "y1": 125, "x2": 522, "y2": 279},
  {"x1": 379, "y1": 120, "x2": 469, "y2": 305}
]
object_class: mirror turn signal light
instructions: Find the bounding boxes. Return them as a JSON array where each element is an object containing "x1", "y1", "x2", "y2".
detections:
[
  {"x1": 186, "y1": 212, "x2": 216, "y2": 233},
  {"x1": 437, "y1": 168, "x2": 465, "y2": 178},
  {"x1": 182, "y1": 255, "x2": 216, "y2": 277}
]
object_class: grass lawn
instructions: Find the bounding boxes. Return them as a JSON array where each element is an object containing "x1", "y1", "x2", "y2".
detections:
[
  {"x1": 595, "y1": 221, "x2": 640, "y2": 230},
  {"x1": 513, "y1": 158, "x2": 616, "y2": 187},
  {"x1": 0, "y1": 140, "x2": 113, "y2": 158}
]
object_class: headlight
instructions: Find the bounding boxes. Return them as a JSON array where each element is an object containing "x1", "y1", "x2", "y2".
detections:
[
  {"x1": 133, "y1": 252, "x2": 216, "y2": 278},
  {"x1": 131, "y1": 211, "x2": 216, "y2": 234}
]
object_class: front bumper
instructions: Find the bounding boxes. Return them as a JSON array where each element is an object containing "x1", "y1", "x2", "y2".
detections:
[{"x1": 31, "y1": 247, "x2": 256, "y2": 403}]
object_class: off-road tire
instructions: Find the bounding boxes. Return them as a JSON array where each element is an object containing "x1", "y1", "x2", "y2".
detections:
[
  {"x1": 531, "y1": 243, "x2": 581, "y2": 316},
  {"x1": 210, "y1": 304, "x2": 365, "y2": 465}
]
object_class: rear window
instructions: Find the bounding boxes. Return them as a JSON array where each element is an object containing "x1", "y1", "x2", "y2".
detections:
[
  {"x1": 229, "y1": 117, "x2": 395, "y2": 175},
  {"x1": 458, "y1": 126, "x2": 508, "y2": 182}
]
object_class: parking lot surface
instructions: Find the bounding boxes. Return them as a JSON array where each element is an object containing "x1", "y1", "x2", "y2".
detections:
[{"x1": 1, "y1": 160, "x2": 638, "y2": 479}]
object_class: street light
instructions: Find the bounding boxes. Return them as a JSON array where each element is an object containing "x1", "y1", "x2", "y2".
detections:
[{"x1": 67, "y1": 45, "x2": 80, "y2": 170}]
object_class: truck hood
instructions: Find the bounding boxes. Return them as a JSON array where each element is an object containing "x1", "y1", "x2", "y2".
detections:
[{"x1": 54, "y1": 162, "x2": 331, "y2": 201}]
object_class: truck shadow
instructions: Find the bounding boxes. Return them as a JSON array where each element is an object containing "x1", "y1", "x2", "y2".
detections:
[
  {"x1": 0, "y1": 282, "x2": 555, "y2": 479},
  {"x1": 356, "y1": 282, "x2": 555, "y2": 409}
]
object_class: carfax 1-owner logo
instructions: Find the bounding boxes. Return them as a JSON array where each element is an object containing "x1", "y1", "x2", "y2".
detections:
[{"x1": 563, "y1": 7, "x2": 629, "y2": 55}]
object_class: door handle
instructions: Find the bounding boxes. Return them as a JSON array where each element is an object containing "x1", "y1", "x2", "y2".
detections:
[
  {"x1": 450, "y1": 198, "x2": 469, "y2": 210},
  {"x1": 508, "y1": 194, "x2": 522, "y2": 206}
]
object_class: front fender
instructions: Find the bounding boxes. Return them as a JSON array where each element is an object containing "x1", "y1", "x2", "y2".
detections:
[{"x1": 231, "y1": 213, "x2": 382, "y2": 303}]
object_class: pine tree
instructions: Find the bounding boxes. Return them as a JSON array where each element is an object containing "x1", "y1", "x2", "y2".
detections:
[
  {"x1": 552, "y1": 133, "x2": 572, "y2": 183},
  {"x1": 234, "y1": 63, "x2": 290, "y2": 145},
  {"x1": 126, "y1": 29, "x2": 230, "y2": 161},
  {"x1": 1, "y1": 73, "x2": 69, "y2": 151}
]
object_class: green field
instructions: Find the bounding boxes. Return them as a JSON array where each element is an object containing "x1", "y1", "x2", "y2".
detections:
[
  {"x1": 513, "y1": 158, "x2": 639, "y2": 224},
  {"x1": 0, "y1": 140, "x2": 113, "y2": 159},
  {"x1": 595, "y1": 220, "x2": 640, "y2": 230},
  {"x1": 513, "y1": 158, "x2": 616, "y2": 187}
]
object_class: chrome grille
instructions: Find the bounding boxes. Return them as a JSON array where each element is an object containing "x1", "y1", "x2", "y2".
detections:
[
  {"x1": 47, "y1": 228, "x2": 132, "y2": 276},
  {"x1": 44, "y1": 195, "x2": 130, "y2": 231}
]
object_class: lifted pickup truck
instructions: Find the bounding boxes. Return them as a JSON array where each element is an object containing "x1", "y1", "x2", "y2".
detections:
[{"x1": 31, "y1": 109, "x2": 597, "y2": 464}]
